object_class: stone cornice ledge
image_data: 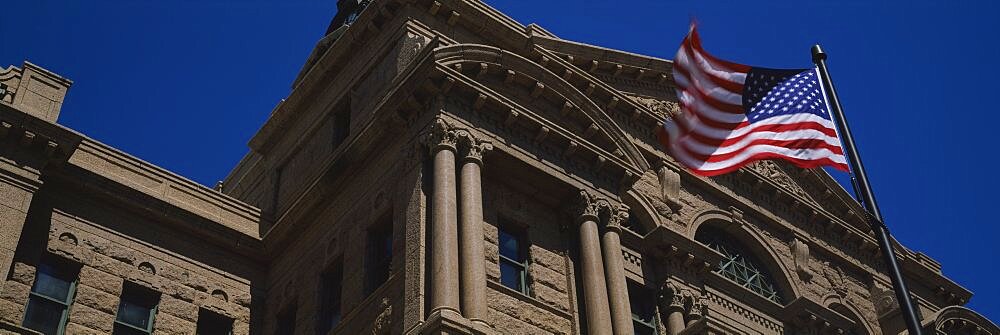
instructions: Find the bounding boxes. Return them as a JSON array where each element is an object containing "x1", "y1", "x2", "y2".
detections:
[{"x1": 67, "y1": 138, "x2": 262, "y2": 238}]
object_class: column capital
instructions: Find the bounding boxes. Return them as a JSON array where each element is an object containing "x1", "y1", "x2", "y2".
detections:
[
  {"x1": 424, "y1": 118, "x2": 459, "y2": 153},
  {"x1": 688, "y1": 294, "x2": 707, "y2": 320},
  {"x1": 576, "y1": 190, "x2": 607, "y2": 223},
  {"x1": 659, "y1": 280, "x2": 686, "y2": 312},
  {"x1": 459, "y1": 135, "x2": 493, "y2": 165},
  {"x1": 605, "y1": 204, "x2": 629, "y2": 232}
]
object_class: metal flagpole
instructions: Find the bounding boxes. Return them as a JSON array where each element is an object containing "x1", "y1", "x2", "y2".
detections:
[{"x1": 811, "y1": 45, "x2": 924, "y2": 335}]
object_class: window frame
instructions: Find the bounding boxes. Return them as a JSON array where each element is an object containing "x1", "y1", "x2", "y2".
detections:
[
  {"x1": 627, "y1": 281, "x2": 658, "y2": 335},
  {"x1": 276, "y1": 304, "x2": 297, "y2": 335},
  {"x1": 497, "y1": 219, "x2": 530, "y2": 296},
  {"x1": 365, "y1": 215, "x2": 393, "y2": 295},
  {"x1": 195, "y1": 308, "x2": 234, "y2": 335},
  {"x1": 317, "y1": 258, "x2": 344, "y2": 334},
  {"x1": 22, "y1": 257, "x2": 80, "y2": 335},
  {"x1": 695, "y1": 227, "x2": 784, "y2": 304},
  {"x1": 113, "y1": 282, "x2": 161, "y2": 335}
]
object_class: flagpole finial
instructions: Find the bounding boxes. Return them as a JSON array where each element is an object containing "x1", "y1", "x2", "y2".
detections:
[{"x1": 811, "y1": 45, "x2": 827, "y2": 63}]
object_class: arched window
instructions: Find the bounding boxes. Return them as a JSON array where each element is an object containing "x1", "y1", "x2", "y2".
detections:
[
  {"x1": 695, "y1": 226, "x2": 784, "y2": 304},
  {"x1": 830, "y1": 304, "x2": 871, "y2": 335}
]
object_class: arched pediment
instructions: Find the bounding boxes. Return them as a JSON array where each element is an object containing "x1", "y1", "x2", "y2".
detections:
[
  {"x1": 689, "y1": 209, "x2": 801, "y2": 303},
  {"x1": 932, "y1": 306, "x2": 1000, "y2": 335},
  {"x1": 621, "y1": 189, "x2": 663, "y2": 234},
  {"x1": 433, "y1": 43, "x2": 650, "y2": 176}
]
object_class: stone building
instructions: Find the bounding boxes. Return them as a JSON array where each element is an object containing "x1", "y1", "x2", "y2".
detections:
[{"x1": 0, "y1": 0, "x2": 995, "y2": 334}]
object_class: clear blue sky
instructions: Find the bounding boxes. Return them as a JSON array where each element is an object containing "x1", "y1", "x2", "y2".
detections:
[{"x1": 3, "y1": 0, "x2": 997, "y2": 322}]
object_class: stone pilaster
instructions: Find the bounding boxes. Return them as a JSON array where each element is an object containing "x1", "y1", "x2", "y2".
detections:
[
  {"x1": 602, "y1": 204, "x2": 634, "y2": 335},
  {"x1": 425, "y1": 118, "x2": 460, "y2": 314},
  {"x1": 458, "y1": 135, "x2": 491, "y2": 326},
  {"x1": 577, "y1": 191, "x2": 613, "y2": 335}
]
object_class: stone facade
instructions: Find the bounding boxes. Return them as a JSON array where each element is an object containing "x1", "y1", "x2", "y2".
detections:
[{"x1": 0, "y1": 0, "x2": 996, "y2": 334}]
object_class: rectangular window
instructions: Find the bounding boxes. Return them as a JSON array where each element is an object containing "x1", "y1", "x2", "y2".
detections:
[
  {"x1": 22, "y1": 257, "x2": 79, "y2": 335},
  {"x1": 317, "y1": 259, "x2": 343, "y2": 334},
  {"x1": 276, "y1": 305, "x2": 296, "y2": 335},
  {"x1": 628, "y1": 282, "x2": 657, "y2": 335},
  {"x1": 498, "y1": 220, "x2": 529, "y2": 295},
  {"x1": 365, "y1": 216, "x2": 393, "y2": 295},
  {"x1": 196, "y1": 309, "x2": 233, "y2": 335},
  {"x1": 113, "y1": 282, "x2": 160, "y2": 335},
  {"x1": 331, "y1": 99, "x2": 351, "y2": 150}
]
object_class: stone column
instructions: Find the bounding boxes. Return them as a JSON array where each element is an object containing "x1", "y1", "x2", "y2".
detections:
[
  {"x1": 660, "y1": 281, "x2": 686, "y2": 335},
  {"x1": 602, "y1": 205, "x2": 634, "y2": 335},
  {"x1": 427, "y1": 120, "x2": 460, "y2": 314},
  {"x1": 458, "y1": 137, "x2": 491, "y2": 326},
  {"x1": 577, "y1": 191, "x2": 613, "y2": 334}
]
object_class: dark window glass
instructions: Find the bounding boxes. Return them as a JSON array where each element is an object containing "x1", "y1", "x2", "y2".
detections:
[
  {"x1": 114, "y1": 283, "x2": 160, "y2": 335},
  {"x1": 695, "y1": 226, "x2": 783, "y2": 304},
  {"x1": 318, "y1": 260, "x2": 343, "y2": 334},
  {"x1": 276, "y1": 305, "x2": 296, "y2": 335},
  {"x1": 332, "y1": 100, "x2": 351, "y2": 150},
  {"x1": 23, "y1": 258, "x2": 79, "y2": 335},
  {"x1": 498, "y1": 221, "x2": 529, "y2": 295},
  {"x1": 366, "y1": 217, "x2": 392, "y2": 295},
  {"x1": 196, "y1": 309, "x2": 233, "y2": 335},
  {"x1": 628, "y1": 282, "x2": 657, "y2": 335}
]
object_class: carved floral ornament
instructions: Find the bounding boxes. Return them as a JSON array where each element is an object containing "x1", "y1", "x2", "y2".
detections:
[
  {"x1": 423, "y1": 117, "x2": 492, "y2": 163},
  {"x1": 575, "y1": 190, "x2": 629, "y2": 225},
  {"x1": 659, "y1": 280, "x2": 707, "y2": 318}
]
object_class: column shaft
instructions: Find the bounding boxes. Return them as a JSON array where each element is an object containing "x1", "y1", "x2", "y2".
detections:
[
  {"x1": 602, "y1": 228, "x2": 634, "y2": 335},
  {"x1": 666, "y1": 309, "x2": 685, "y2": 335},
  {"x1": 430, "y1": 148, "x2": 460, "y2": 313},
  {"x1": 458, "y1": 158, "x2": 487, "y2": 324},
  {"x1": 579, "y1": 218, "x2": 613, "y2": 334}
]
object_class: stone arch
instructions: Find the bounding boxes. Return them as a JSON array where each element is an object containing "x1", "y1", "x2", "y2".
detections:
[
  {"x1": 829, "y1": 302, "x2": 875, "y2": 335},
  {"x1": 933, "y1": 305, "x2": 1000, "y2": 334},
  {"x1": 689, "y1": 209, "x2": 801, "y2": 302},
  {"x1": 620, "y1": 189, "x2": 662, "y2": 235},
  {"x1": 433, "y1": 43, "x2": 650, "y2": 174}
]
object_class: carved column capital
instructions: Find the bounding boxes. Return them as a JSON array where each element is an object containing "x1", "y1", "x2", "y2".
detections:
[
  {"x1": 606, "y1": 204, "x2": 630, "y2": 232},
  {"x1": 659, "y1": 280, "x2": 686, "y2": 312},
  {"x1": 688, "y1": 294, "x2": 707, "y2": 321},
  {"x1": 576, "y1": 190, "x2": 607, "y2": 223},
  {"x1": 459, "y1": 135, "x2": 493, "y2": 166},
  {"x1": 424, "y1": 118, "x2": 459, "y2": 153}
]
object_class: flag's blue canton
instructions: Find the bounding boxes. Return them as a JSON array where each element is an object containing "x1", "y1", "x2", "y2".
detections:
[{"x1": 742, "y1": 68, "x2": 832, "y2": 124}]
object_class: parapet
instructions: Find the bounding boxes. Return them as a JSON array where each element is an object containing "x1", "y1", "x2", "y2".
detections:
[{"x1": 0, "y1": 61, "x2": 73, "y2": 123}]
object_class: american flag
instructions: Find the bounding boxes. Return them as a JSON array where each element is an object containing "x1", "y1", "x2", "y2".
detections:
[{"x1": 657, "y1": 26, "x2": 850, "y2": 176}]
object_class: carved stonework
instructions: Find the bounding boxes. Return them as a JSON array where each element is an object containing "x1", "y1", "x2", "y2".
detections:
[
  {"x1": 790, "y1": 237, "x2": 814, "y2": 282},
  {"x1": 460, "y1": 136, "x2": 493, "y2": 165},
  {"x1": 689, "y1": 294, "x2": 707, "y2": 320},
  {"x1": 424, "y1": 117, "x2": 459, "y2": 153},
  {"x1": 660, "y1": 280, "x2": 686, "y2": 311},
  {"x1": 628, "y1": 95, "x2": 678, "y2": 120},
  {"x1": 576, "y1": 190, "x2": 607, "y2": 221},
  {"x1": 746, "y1": 160, "x2": 812, "y2": 203},
  {"x1": 371, "y1": 297, "x2": 392, "y2": 335},
  {"x1": 870, "y1": 282, "x2": 898, "y2": 316},
  {"x1": 607, "y1": 204, "x2": 629, "y2": 230}
]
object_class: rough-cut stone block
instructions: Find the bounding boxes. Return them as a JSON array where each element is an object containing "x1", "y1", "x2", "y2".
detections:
[
  {"x1": 0, "y1": 299, "x2": 24, "y2": 324},
  {"x1": 67, "y1": 304, "x2": 113, "y2": 333},
  {"x1": 158, "y1": 296, "x2": 198, "y2": 322},
  {"x1": 78, "y1": 266, "x2": 123, "y2": 296},
  {"x1": 64, "y1": 322, "x2": 103, "y2": 335},
  {"x1": 74, "y1": 284, "x2": 119, "y2": 315},
  {"x1": 528, "y1": 264, "x2": 566, "y2": 294},
  {"x1": 151, "y1": 313, "x2": 195, "y2": 335}
]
